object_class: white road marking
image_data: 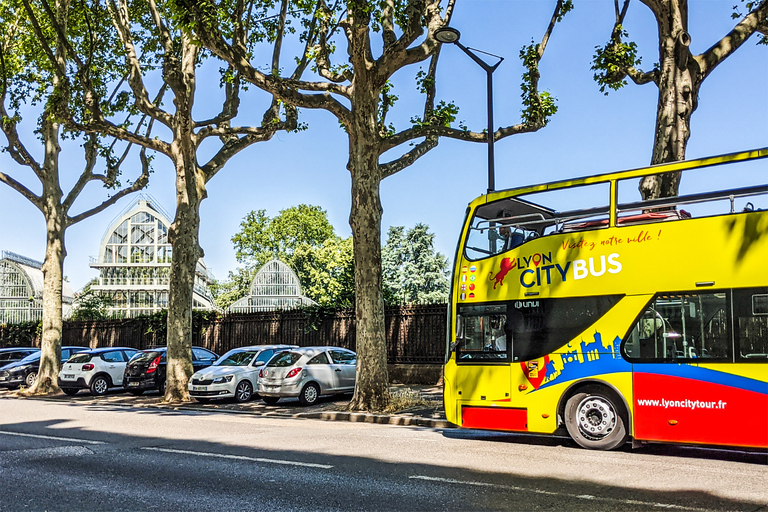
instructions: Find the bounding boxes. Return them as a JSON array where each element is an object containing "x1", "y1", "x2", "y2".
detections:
[
  {"x1": 409, "y1": 475, "x2": 714, "y2": 511},
  {"x1": 0, "y1": 430, "x2": 105, "y2": 445},
  {"x1": 141, "y1": 446, "x2": 334, "y2": 469}
]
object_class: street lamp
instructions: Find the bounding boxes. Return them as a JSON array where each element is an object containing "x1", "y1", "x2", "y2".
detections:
[{"x1": 434, "y1": 27, "x2": 503, "y2": 194}]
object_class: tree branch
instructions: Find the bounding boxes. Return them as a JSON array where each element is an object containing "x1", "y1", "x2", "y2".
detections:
[
  {"x1": 67, "y1": 147, "x2": 150, "y2": 225},
  {"x1": 380, "y1": 135, "x2": 438, "y2": 178},
  {"x1": 106, "y1": 0, "x2": 173, "y2": 127},
  {"x1": 695, "y1": 1, "x2": 768, "y2": 80}
]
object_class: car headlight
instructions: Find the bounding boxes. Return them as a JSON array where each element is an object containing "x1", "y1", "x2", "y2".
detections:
[{"x1": 212, "y1": 375, "x2": 233, "y2": 384}]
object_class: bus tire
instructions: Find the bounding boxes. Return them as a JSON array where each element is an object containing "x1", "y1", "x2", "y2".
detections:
[{"x1": 564, "y1": 391, "x2": 628, "y2": 450}]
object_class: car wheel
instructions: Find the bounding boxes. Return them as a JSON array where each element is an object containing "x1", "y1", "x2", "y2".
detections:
[
  {"x1": 298, "y1": 382, "x2": 320, "y2": 406},
  {"x1": 89, "y1": 375, "x2": 109, "y2": 396},
  {"x1": 564, "y1": 391, "x2": 628, "y2": 450},
  {"x1": 61, "y1": 388, "x2": 79, "y2": 396},
  {"x1": 128, "y1": 389, "x2": 144, "y2": 396},
  {"x1": 262, "y1": 396, "x2": 280, "y2": 405},
  {"x1": 234, "y1": 380, "x2": 253, "y2": 403},
  {"x1": 25, "y1": 372, "x2": 37, "y2": 388}
]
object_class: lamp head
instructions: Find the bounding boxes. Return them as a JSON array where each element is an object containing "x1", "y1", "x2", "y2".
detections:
[{"x1": 434, "y1": 27, "x2": 461, "y2": 44}]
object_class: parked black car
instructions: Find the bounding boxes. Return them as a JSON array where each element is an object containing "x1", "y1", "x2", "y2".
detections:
[
  {"x1": 0, "y1": 347, "x2": 39, "y2": 369},
  {"x1": 0, "y1": 346, "x2": 88, "y2": 389},
  {"x1": 123, "y1": 346, "x2": 218, "y2": 395}
]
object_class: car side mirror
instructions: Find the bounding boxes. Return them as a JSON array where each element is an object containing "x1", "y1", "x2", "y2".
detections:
[{"x1": 253, "y1": 361, "x2": 265, "y2": 367}]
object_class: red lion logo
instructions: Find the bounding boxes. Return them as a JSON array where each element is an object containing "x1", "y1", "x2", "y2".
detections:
[{"x1": 489, "y1": 257, "x2": 516, "y2": 289}]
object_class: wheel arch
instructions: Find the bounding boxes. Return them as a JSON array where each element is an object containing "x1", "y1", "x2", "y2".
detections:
[
  {"x1": 89, "y1": 372, "x2": 113, "y2": 387},
  {"x1": 557, "y1": 378, "x2": 632, "y2": 437}
]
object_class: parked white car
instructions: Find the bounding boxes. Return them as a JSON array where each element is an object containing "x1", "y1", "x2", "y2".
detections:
[
  {"x1": 188, "y1": 345, "x2": 297, "y2": 403},
  {"x1": 58, "y1": 347, "x2": 141, "y2": 396},
  {"x1": 258, "y1": 346, "x2": 357, "y2": 406}
]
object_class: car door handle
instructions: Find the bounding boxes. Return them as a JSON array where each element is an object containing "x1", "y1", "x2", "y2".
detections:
[{"x1": 335, "y1": 369, "x2": 342, "y2": 372}]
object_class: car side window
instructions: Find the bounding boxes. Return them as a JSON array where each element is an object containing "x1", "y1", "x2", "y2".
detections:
[
  {"x1": 329, "y1": 350, "x2": 356, "y2": 365},
  {"x1": 192, "y1": 348, "x2": 216, "y2": 362},
  {"x1": 307, "y1": 353, "x2": 330, "y2": 365},
  {"x1": 253, "y1": 350, "x2": 274, "y2": 366},
  {"x1": 102, "y1": 351, "x2": 125, "y2": 363},
  {"x1": 123, "y1": 350, "x2": 140, "y2": 361}
]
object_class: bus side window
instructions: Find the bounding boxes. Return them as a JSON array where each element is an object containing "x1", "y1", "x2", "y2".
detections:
[
  {"x1": 734, "y1": 288, "x2": 768, "y2": 361},
  {"x1": 623, "y1": 292, "x2": 731, "y2": 362}
]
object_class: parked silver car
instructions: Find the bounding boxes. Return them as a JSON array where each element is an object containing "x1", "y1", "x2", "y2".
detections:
[
  {"x1": 258, "y1": 346, "x2": 356, "y2": 406},
  {"x1": 189, "y1": 344, "x2": 296, "y2": 403}
]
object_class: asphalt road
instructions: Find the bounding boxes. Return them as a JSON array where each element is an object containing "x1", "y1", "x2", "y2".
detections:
[{"x1": 0, "y1": 397, "x2": 765, "y2": 511}]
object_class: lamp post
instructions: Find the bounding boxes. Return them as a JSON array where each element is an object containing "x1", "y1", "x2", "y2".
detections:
[{"x1": 435, "y1": 27, "x2": 504, "y2": 194}]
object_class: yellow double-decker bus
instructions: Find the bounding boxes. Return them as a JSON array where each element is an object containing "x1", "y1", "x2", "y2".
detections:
[{"x1": 444, "y1": 148, "x2": 768, "y2": 450}]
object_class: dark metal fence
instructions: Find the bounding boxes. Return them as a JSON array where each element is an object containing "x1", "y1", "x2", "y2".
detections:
[{"x1": 1, "y1": 304, "x2": 447, "y2": 364}]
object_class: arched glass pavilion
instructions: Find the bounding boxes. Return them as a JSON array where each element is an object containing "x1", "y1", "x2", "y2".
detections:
[
  {"x1": 89, "y1": 196, "x2": 216, "y2": 318},
  {"x1": 227, "y1": 259, "x2": 316, "y2": 313},
  {"x1": 0, "y1": 251, "x2": 74, "y2": 324}
]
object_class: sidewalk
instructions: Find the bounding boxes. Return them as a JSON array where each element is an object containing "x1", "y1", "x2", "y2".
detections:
[{"x1": 2, "y1": 383, "x2": 451, "y2": 429}]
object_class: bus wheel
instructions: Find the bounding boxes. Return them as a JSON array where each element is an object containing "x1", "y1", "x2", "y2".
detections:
[{"x1": 565, "y1": 391, "x2": 627, "y2": 450}]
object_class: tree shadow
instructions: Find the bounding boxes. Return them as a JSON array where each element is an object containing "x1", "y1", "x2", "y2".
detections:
[{"x1": 0, "y1": 414, "x2": 765, "y2": 512}]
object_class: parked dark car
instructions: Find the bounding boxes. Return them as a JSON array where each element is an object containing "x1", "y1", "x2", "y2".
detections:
[
  {"x1": 0, "y1": 347, "x2": 39, "y2": 369},
  {"x1": 123, "y1": 346, "x2": 218, "y2": 395},
  {"x1": 0, "y1": 346, "x2": 88, "y2": 389}
]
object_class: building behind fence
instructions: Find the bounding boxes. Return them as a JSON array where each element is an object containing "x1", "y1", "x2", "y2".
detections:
[{"x1": 0, "y1": 304, "x2": 448, "y2": 365}]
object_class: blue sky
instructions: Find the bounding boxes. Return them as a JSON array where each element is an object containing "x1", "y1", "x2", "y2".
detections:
[{"x1": 1, "y1": 1, "x2": 766, "y2": 291}]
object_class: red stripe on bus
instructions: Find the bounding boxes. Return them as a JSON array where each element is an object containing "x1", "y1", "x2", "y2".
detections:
[{"x1": 461, "y1": 406, "x2": 528, "y2": 431}]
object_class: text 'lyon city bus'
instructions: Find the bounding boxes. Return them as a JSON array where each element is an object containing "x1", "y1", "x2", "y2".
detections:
[{"x1": 444, "y1": 148, "x2": 768, "y2": 450}]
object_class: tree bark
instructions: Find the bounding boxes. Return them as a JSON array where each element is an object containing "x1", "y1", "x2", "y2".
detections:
[
  {"x1": 164, "y1": 36, "x2": 206, "y2": 402},
  {"x1": 345, "y1": 53, "x2": 389, "y2": 410},
  {"x1": 25, "y1": 121, "x2": 66, "y2": 395},
  {"x1": 639, "y1": 0, "x2": 698, "y2": 199}
]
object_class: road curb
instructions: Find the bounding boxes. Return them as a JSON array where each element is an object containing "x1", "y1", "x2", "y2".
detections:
[{"x1": 297, "y1": 410, "x2": 452, "y2": 429}]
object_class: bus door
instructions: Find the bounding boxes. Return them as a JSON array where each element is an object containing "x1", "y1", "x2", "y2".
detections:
[
  {"x1": 454, "y1": 304, "x2": 517, "y2": 430},
  {"x1": 625, "y1": 291, "x2": 755, "y2": 446}
]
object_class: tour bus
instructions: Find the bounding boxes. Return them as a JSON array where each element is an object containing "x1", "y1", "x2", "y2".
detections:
[{"x1": 444, "y1": 148, "x2": 768, "y2": 450}]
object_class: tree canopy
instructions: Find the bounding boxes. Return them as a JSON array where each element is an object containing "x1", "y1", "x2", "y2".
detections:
[{"x1": 382, "y1": 224, "x2": 448, "y2": 305}]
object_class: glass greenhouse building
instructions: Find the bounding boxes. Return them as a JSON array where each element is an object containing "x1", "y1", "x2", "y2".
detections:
[
  {"x1": 0, "y1": 251, "x2": 74, "y2": 324},
  {"x1": 89, "y1": 197, "x2": 216, "y2": 318},
  {"x1": 227, "y1": 259, "x2": 316, "y2": 313}
]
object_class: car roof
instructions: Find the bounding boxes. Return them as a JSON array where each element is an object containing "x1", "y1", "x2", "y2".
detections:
[
  {"x1": 0, "y1": 347, "x2": 37, "y2": 352},
  {"x1": 142, "y1": 345, "x2": 216, "y2": 353},
  {"x1": 78, "y1": 346, "x2": 137, "y2": 354},
  {"x1": 227, "y1": 344, "x2": 298, "y2": 352},
  {"x1": 284, "y1": 346, "x2": 355, "y2": 356}
]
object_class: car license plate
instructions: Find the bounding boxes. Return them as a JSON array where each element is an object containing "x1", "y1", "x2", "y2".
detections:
[
  {"x1": 62, "y1": 374, "x2": 75, "y2": 379},
  {"x1": 0, "y1": 376, "x2": 6, "y2": 381},
  {"x1": 127, "y1": 382, "x2": 139, "y2": 387},
  {"x1": 192, "y1": 386, "x2": 206, "y2": 392}
]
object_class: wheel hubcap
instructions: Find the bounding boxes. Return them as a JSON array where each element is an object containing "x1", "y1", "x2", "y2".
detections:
[
  {"x1": 237, "y1": 384, "x2": 251, "y2": 401},
  {"x1": 94, "y1": 379, "x2": 107, "y2": 394},
  {"x1": 305, "y1": 386, "x2": 317, "y2": 403},
  {"x1": 26, "y1": 373, "x2": 36, "y2": 386},
  {"x1": 576, "y1": 396, "x2": 616, "y2": 440}
]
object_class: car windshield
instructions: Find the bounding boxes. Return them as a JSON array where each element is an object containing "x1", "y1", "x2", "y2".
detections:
[
  {"x1": 130, "y1": 351, "x2": 163, "y2": 364},
  {"x1": 266, "y1": 352, "x2": 302, "y2": 368},
  {"x1": 68, "y1": 354, "x2": 92, "y2": 364},
  {"x1": 17, "y1": 352, "x2": 41, "y2": 364},
  {"x1": 214, "y1": 350, "x2": 258, "y2": 366}
]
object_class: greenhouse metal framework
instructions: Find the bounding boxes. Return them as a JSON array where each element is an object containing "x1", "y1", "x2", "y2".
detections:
[
  {"x1": 227, "y1": 259, "x2": 316, "y2": 313},
  {"x1": 0, "y1": 251, "x2": 74, "y2": 324},
  {"x1": 89, "y1": 196, "x2": 216, "y2": 318}
]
